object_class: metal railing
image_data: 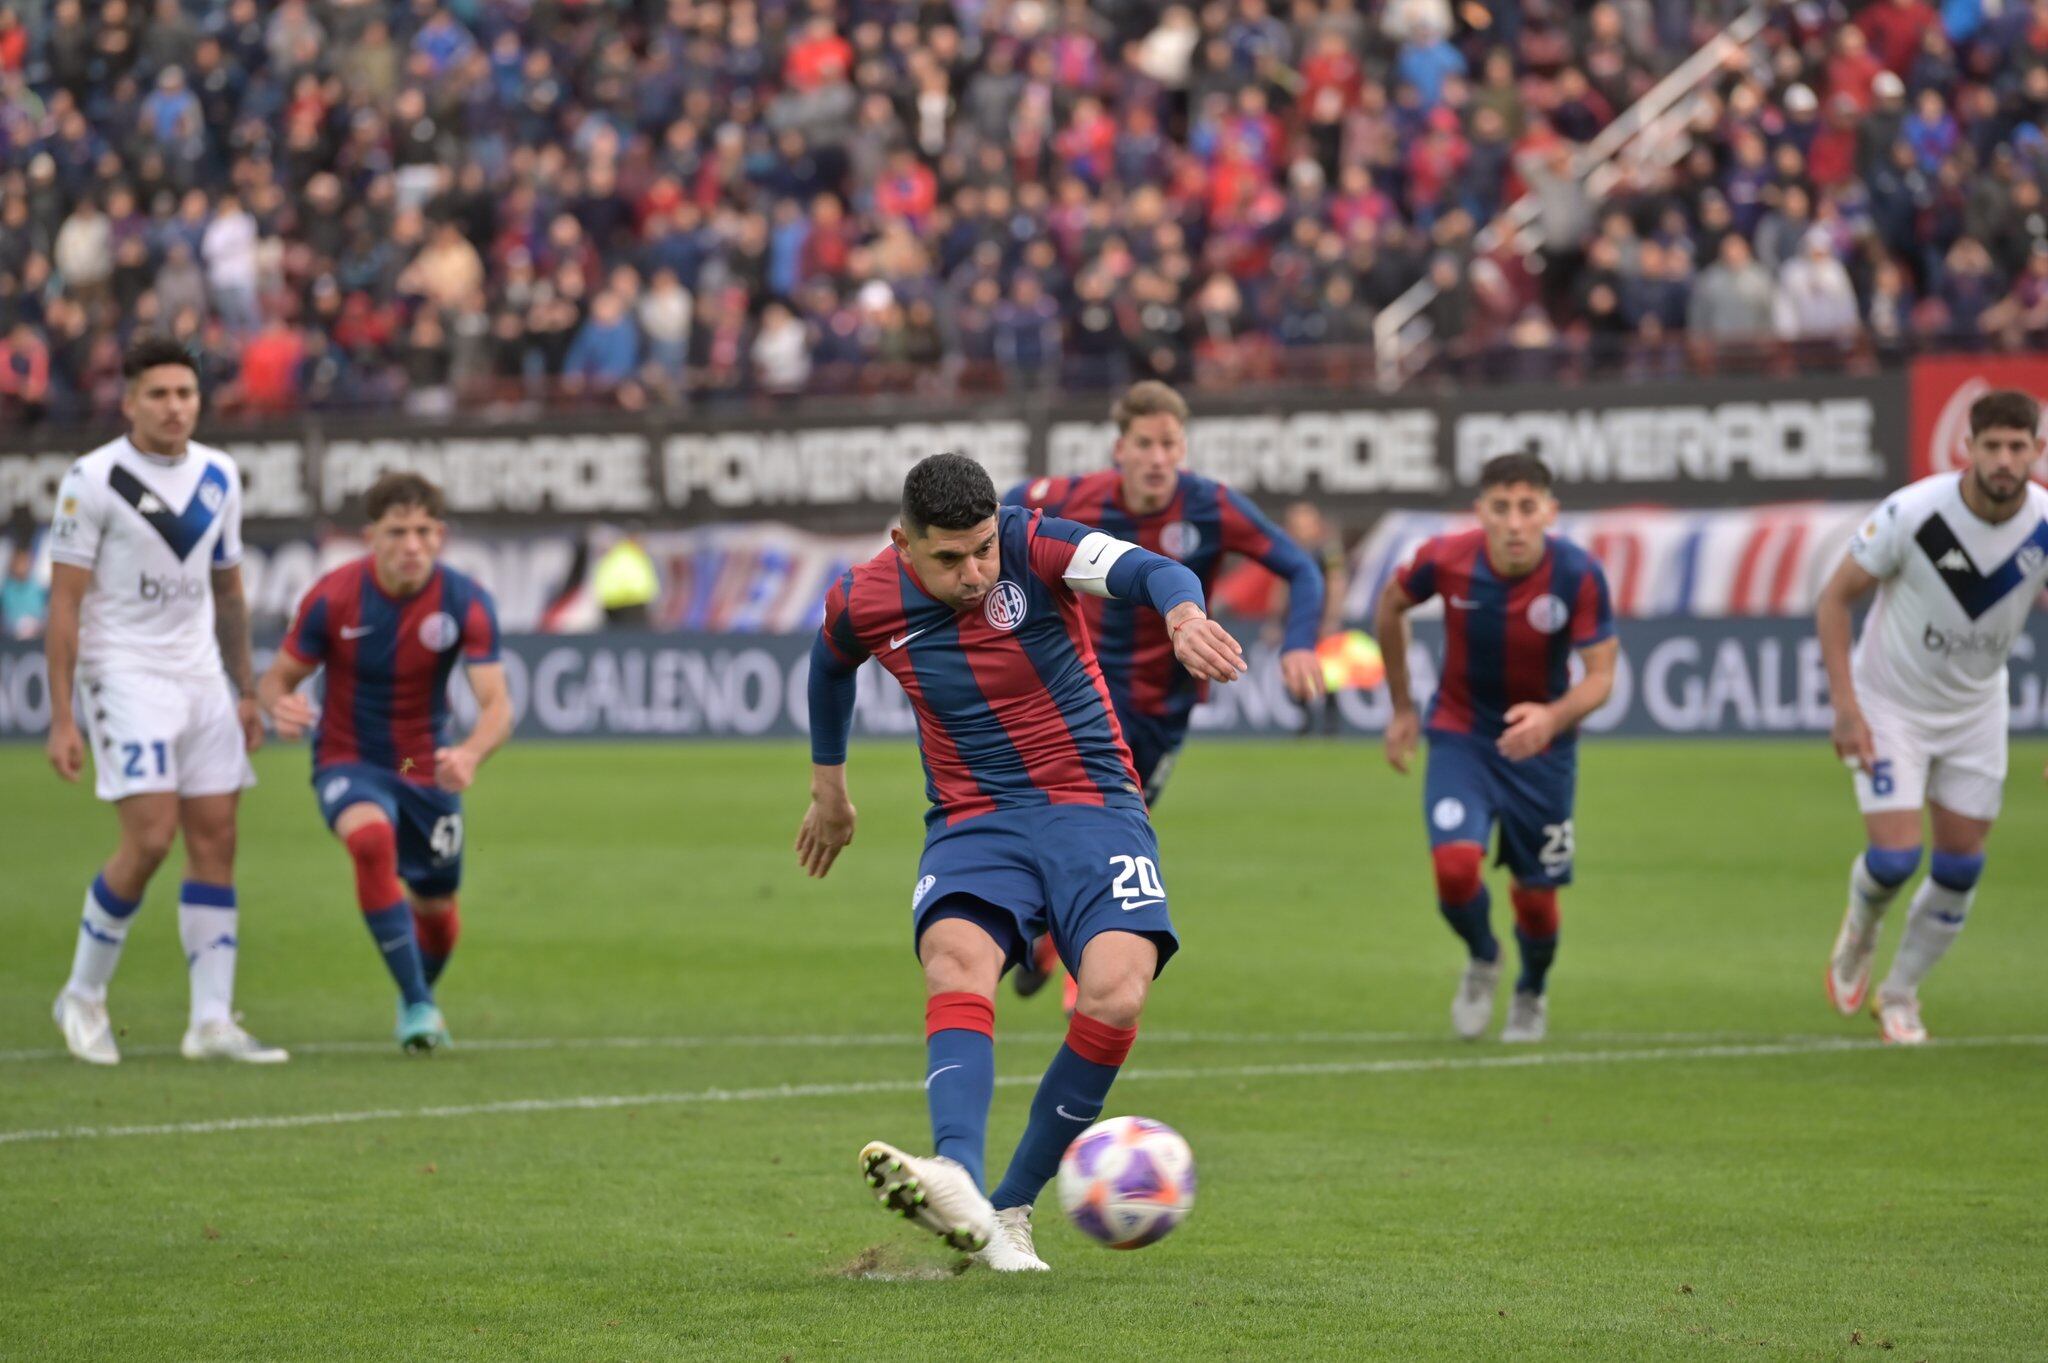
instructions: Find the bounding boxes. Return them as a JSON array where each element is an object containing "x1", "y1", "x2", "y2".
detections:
[{"x1": 1371, "y1": 6, "x2": 1771, "y2": 389}]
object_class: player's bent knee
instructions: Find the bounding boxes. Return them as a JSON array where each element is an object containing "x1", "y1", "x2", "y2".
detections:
[
  {"x1": 1432, "y1": 842, "x2": 1486, "y2": 906},
  {"x1": 1929, "y1": 850, "x2": 1985, "y2": 891},
  {"x1": 918, "y1": 916, "x2": 1005, "y2": 997},
  {"x1": 1863, "y1": 845, "x2": 1922, "y2": 888}
]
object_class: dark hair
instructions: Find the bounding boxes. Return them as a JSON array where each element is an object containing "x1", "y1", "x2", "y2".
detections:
[
  {"x1": 1970, "y1": 389, "x2": 2042, "y2": 437},
  {"x1": 901, "y1": 451, "x2": 997, "y2": 535},
  {"x1": 121, "y1": 335, "x2": 198, "y2": 382},
  {"x1": 1477, "y1": 452, "x2": 1554, "y2": 493},
  {"x1": 364, "y1": 470, "x2": 446, "y2": 522}
]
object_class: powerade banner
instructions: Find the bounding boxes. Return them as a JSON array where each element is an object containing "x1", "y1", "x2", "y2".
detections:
[
  {"x1": 0, "y1": 372, "x2": 1909, "y2": 533},
  {"x1": 11, "y1": 617, "x2": 2048, "y2": 741}
]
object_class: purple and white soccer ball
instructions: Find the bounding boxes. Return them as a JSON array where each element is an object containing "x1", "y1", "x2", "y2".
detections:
[{"x1": 1056, "y1": 1115, "x2": 1196, "y2": 1249}]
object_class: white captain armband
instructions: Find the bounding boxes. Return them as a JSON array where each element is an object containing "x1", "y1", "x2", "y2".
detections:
[{"x1": 1062, "y1": 530, "x2": 1137, "y2": 598}]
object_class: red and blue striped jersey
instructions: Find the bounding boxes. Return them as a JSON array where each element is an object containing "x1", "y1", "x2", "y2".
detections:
[
  {"x1": 816, "y1": 506, "x2": 1174, "y2": 827},
  {"x1": 1006, "y1": 469, "x2": 1322, "y2": 724},
  {"x1": 1396, "y1": 530, "x2": 1613, "y2": 747},
  {"x1": 283, "y1": 558, "x2": 501, "y2": 781}
]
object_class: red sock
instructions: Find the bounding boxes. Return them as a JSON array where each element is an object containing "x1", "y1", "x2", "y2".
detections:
[
  {"x1": 344, "y1": 823, "x2": 403, "y2": 912},
  {"x1": 1065, "y1": 1012, "x2": 1137, "y2": 1067},
  {"x1": 1510, "y1": 886, "x2": 1560, "y2": 938},
  {"x1": 413, "y1": 899, "x2": 461, "y2": 960},
  {"x1": 925, "y1": 991, "x2": 995, "y2": 1038}
]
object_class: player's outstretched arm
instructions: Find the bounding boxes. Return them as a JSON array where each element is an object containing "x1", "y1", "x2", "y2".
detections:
[
  {"x1": 797, "y1": 631, "x2": 861, "y2": 878},
  {"x1": 435, "y1": 662, "x2": 512, "y2": 793},
  {"x1": 1219, "y1": 487, "x2": 1326, "y2": 701},
  {"x1": 1816, "y1": 556, "x2": 1881, "y2": 773},
  {"x1": 211, "y1": 564, "x2": 262, "y2": 752},
  {"x1": 257, "y1": 650, "x2": 321, "y2": 741},
  {"x1": 1047, "y1": 521, "x2": 1246, "y2": 681},
  {"x1": 42, "y1": 564, "x2": 89, "y2": 782},
  {"x1": 1375, "y1": 578, "x2": 1420, "y2": 774}
]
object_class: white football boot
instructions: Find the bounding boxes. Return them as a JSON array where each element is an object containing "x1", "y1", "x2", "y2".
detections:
[
  {"x1": 181, "y1": 1017, "x2": 290, "y2": 1064},
  {"x1": 1500, "y1": 989, "x2": 1548, "y2": 1043},
  {"x1": 1451, "y1": 958, "x2": 1501, "y2": 1040},
  {"x1": 1825, "y1": 902, "x2": 1879, "y2": 1017},
  {"x1": 1873, "y1": 990, "x2": 1928, "y2": 1046},
  {"x1": 53, "y1": 990, "x2": 119, "y2": 1066},
  {"x1": 977, "y1": 1205, "x2": 1051, "y2": 1272},
  {"x1": 859, "y1": 1141, "x2": 996, "y2": 1253}
]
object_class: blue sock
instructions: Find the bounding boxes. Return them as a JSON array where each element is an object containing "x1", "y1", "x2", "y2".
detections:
[
  {"x1": 362, "y1": 903, "x2": 432, "y2": 1007},
  {"x1": 990, "y1": 1015, "x2": 1135, "y2": 1211},
  {"x1": 1515, "y1": 926, "x2": 1559, "y2": 995},
  {"x1": 1440, "y1": 887, "x2": 1499, "y2": 963},
  {"x1": 926, "y1": 1028, "x2": 995, "y2": 1189}
]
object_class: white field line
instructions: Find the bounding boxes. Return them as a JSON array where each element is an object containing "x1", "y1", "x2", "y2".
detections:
[
  {"x1": 0, "y1": 1027, "x2": 1852, "y2": 1065},
  {"x1": 3, "y1": 1035, "x2": 2044, "y2": 1147}
]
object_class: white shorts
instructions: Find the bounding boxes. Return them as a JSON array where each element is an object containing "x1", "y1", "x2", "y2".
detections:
[
  {"x1": 1854, "y1": 690, "x2": 2007, "y2": 822},
  {"x1": 79, "y1": 669, "x2": 257, "y2": 804}
]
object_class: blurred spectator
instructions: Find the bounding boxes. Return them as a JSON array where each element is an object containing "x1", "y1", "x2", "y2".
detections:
[
  {"x1": 1689, "y1": 235, "x2": 1776, "y2": 341},
  {"x1": 1, "y1": 543, "x2": 46, "y2": 640},
  {"x1": 0, "y1": 0, "x2": 2043, "y2": 423},
  {"x1": 1775, "y1": 229, "x2": 1862, "y2": 340}
]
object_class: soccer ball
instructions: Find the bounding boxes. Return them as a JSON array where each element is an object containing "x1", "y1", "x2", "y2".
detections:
[{"x1": 1057, "y1": 1115, "x2": 1196, "y2": 1249}]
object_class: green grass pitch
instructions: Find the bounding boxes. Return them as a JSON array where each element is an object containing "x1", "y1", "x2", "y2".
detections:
[{"x1": 2, "y1": 738, "x2": 2044, "y2": 1362}]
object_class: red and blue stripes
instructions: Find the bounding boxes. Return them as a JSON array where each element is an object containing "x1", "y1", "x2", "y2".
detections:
[
  {"x1": 1398, "y1": 530, "x2": 1614, "y2": 748},
  {"x1": 284, "y1": 558, "x2": 501, "y2": 783},
  {"x1": 818, "y1": 506, "x2": 1146, "y2": 827}
]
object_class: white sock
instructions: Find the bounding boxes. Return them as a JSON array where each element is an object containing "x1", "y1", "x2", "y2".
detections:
[
  {"x1": 178, "y1": 881, "x2": 239, "y2": 1027},
  {"x1": 66, "y1": 875, "x2": 141, "y2": 1005},
  {"x1": 1848, "y1": 853, "x2": 1910, "y2": 929},
  {"x1": 1881, "y1": 878, "x2": 1972, "y2": 998}
]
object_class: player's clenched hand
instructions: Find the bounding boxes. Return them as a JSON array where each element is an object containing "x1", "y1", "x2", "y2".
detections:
[
  {"x1": 237, "y1": 697, "x2": 265, "y2": 753},
  {"x1": 434, "y1": 746, "x2": 480, "y2": 793},
  {"x1": 1167, "y1": 606, "x2": 1245, "y2": 683},
  {"x1": 1497, "y1": 702, "x2": 1560, "y2": 762},
  {"x1": 796, "y1": 797, "x2": 857, "y2": 878},
  {"x1": 1831, "y1": 704, "x2": 1875, "y2": 774},
  {"x1": 1279, "y1": 648, "x2": 1323, "y2": 703},
  {"x1": 46, "y1": 718, "x2": 84, "y2": 783},
  {"x1": 1384, "y1": 706, "x2": 1420, "y2": 774},
  {"x1": 266, "y1": 691, "x2": 320, "y2": 741}
]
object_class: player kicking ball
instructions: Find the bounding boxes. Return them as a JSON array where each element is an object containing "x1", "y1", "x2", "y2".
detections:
[
  {"x1": 1817, "y1": 390, "x2": 2048, "y2": 1045},
  {"x1": 1375, "y1": 454, "x2": 1616, "y2": 1043},
  {"x1": 44, "y1": 337, "x2": 285, "y2": 1066},
  {"x1": 258, "y1": 472, "x2": 511, "y2": 1053},
  {"x1": 1003, "y1": 381, "x2": 1325, "y2": 1008},
  {"x1": 796, "y1": 452, "x2": 1243, "y2": 1271}
]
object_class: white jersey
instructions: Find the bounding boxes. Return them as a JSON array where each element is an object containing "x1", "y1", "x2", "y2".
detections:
[
  {"x1": 1847, "y1": 472, "x2": 2048, "y2": 713},
  {"x1": 48, "y1": 436, "x2": 244, "y2": 680}
]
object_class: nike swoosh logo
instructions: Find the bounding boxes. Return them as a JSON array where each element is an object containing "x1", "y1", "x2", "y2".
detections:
[
  {"x1": 889, "y1": 626, "x2": 931, "y2": 650},
  {"x1": 1448, "y1": 597, "x2": 1479, "y2": 610},
  {"x1": 1120, "y1": 899, "x2": 1163, "y2": 911},
  {"x1": 341, "y1": 625, "x2": 375, "y2": 639},
  {"x1": 924, "y1": 1065, "x2": 962, "y2": 1089},
  {"x1": 1055, "y1": 1105, "x2": 1097, "y2": 1123}
]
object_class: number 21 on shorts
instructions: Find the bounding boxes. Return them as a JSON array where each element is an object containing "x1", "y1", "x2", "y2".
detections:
[{"x1": 1109, "y1": 854, "x2": 1165, "y2": 909}]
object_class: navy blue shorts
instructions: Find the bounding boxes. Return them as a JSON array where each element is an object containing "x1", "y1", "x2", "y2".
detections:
[
  {"x1": 1422, "y1": 731, "x2": 1578, "y2": 888},
  {"x1": 1117, "y1": 709, "x2": 1190, "y2": 807},
  {"x1": 913, "y1": 804, "x2": 1179, "y2": 977},
  {"x1": 313, "y1": 764, "x2": 465, "y2": 896}
]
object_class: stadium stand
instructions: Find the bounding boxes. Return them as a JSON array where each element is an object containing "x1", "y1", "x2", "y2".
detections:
[{"x1": 1, "y1": 0, "x2": 2046, "y2": 421}]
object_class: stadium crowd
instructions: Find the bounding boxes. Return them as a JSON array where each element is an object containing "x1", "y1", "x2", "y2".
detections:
[{"x1": 1, "y1": 0, "x2": 2047, "y2": 420}]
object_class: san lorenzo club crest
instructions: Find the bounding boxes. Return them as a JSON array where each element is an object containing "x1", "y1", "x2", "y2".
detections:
[
  {"x1": 984, "y1": 581, "x2": 1027, "y2": 632},
  {"x1": 419, "y1": 611, "x2": 460, "y2": 651},
  {"x1": 1526, "y1": 593, "x2": 1569, "y2": 634}
]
